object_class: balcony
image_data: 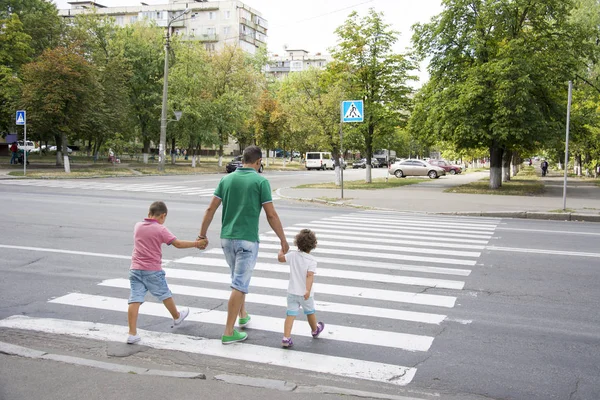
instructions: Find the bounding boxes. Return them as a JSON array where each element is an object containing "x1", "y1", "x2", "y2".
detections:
[{"x1": 183, "y1": 33, "x2": 218, "y2": 42}]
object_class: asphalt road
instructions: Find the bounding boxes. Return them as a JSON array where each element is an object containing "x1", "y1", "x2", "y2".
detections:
[{"x1": 0, "y1": 171, "x2": 599, "y2": 400}]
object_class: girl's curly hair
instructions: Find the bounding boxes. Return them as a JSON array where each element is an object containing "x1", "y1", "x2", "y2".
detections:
[{"x1": 294, "y1": 229, "x2": 317, "y2": 253}]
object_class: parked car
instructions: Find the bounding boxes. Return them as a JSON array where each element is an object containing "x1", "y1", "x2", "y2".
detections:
[
  {"x1": 10, "y1": 140, "x2": 39, "y2": 153},
  {"x1": 226, "y1": 156, "x2": 264, "y2": 173},
  {"x1": 305, "y1": 151, "x2": 334, "y2": 170},
  {"x1": 352, "y1": 158, "x2": 380, "y2": 169},
  {"x1": 46, "y1": 145, "x2": 73, "y2": 154},
  {"x1": 428, "y1": 159, "x2": 462, "y2": 175},
  {"x1": 388, "y1": 159, "x2": 446, "y2": 179}
]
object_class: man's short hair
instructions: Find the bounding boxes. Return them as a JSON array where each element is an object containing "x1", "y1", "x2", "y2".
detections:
[
  {"x1": 149, "y1": 201, "x2": 168, "y2": 216},
  {"x1": 243, "y1": 145, "x2": 262, "y2": 164},
  {"x1": 295, "y1": 229, "x2": 317, "y2": 253}
]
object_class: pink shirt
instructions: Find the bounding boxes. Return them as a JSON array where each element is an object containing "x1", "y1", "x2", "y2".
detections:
[{"x1": 130, "y1": 218, "x2": 177, "y2": 271}]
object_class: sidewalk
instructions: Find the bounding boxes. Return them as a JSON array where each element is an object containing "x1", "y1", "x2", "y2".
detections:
[{"x1": 277, "y1": 173, "x2": 600, "y2": 222}]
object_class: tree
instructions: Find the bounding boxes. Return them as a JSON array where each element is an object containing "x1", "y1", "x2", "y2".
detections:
[
  {"x1": 114, "y1": 22, "x2": 164, "y2": 158},
  {"x1": 21, "y1": 45, "x2": 98, "y2": 168},
  {"x1": 202, "y1": 44, "x2": 264, "y2": 165},
  {"x1": 411, "y1": 0, "x2": 595, "y2": 188},
  {"x1": 0, "y1": 13, "x2": 32, "y2": 133},
  {"x1": 0, "y1": 0, "x2": 62, "y2": 56},
  {"x1": 66, "y1": 13, "x2": 132, "y2": 158},
  {"x1": 252, "y1": 89, "x2": 284, "y2": 166},
  {"x1": 279, "y1": 68, "x2": 345, "y2": 182},
  {"x1": 330, "y1": 8, "x2": 415, "y2": 183}
]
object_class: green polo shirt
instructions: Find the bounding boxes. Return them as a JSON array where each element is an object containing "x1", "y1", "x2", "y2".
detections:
[{"x1": 214, "y1": 167, "x2": 273, "y2": 242}]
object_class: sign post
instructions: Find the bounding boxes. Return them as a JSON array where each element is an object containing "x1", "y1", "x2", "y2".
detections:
[
  {"x1": 16, "y1": 110, "x2": 26, "y2": 176},
  {"x1": 340, "y1": 100, "x2": 364, "y2": 199}
]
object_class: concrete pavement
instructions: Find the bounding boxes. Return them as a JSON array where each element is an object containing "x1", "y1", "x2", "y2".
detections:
[{"x1": 277, "y1": 172, "x2": 600, "y2": 222}]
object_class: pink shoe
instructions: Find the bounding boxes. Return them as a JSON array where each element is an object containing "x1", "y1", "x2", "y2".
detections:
[
  {"x1": 312, "y1": 322, "x2": 324, "y2": 338},
  {"x1": 282, "y1": 337, "x2": 293, "y2": 348}
]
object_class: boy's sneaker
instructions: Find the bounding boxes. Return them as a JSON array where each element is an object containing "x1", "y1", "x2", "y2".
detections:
[
  {"x1": 281, "y1": 337, "x2": 293, "y2": 348},
  {"x1": 222, "y1": 330, "x2": 248, "y2": 344},
  {"x1": 127, "y1": 335, "x2": 141, "y2": 344},
  {"x1": 172, "y1": 307, "x2": 189, "y2": 327},
  {"x1": 311, "y1": 322, "x2": 325, "y2": 338},
  {"x1": 238, "y1": 314, "x2": 251, "y2": 328}
]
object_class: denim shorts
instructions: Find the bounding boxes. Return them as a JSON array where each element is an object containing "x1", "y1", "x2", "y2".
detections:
[
  {"x1": 221, "y1": 239, "x2": 259, "y2": 294},
  {"x1": 286, "y1": 293, "x2": 316, "y2": 316},
  {"x1": 128, "y1": 269, "x2": 172, "y2": 304}
]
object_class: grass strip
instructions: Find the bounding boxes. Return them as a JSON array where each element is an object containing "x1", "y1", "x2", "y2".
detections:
[{"x1": 295, "y1": 177, "x2": 421, "y2": 190}]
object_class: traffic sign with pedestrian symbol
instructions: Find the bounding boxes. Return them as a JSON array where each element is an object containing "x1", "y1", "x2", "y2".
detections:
[
  {"x1": 16, "y1": 110, "x2": 26, "y2": 126},
  {"x1": 342, "y1": 100, "x2": 364, "y2": 123}
]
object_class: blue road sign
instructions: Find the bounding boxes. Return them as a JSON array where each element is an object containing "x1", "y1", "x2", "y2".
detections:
[
  {"x1": 16, "y1": 110, "x2": 26, "y2": 126},
  {"x1": 342, "y1": 100, "x2": 364, "y2": 123}
]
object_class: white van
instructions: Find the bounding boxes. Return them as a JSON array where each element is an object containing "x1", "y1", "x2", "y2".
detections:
[{"x1": 305, "y1": 152, "x2": 334, "y2": 170}]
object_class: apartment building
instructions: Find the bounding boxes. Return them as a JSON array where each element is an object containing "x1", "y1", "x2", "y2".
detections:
[
  {"x1": 265, "y1": 49, "x2": 332, "y2": 79},
  {"x1": 59, "y1": 0, "x2": 267, "y2": 54}
]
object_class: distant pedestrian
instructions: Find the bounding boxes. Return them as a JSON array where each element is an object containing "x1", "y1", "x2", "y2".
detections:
[
  {"x1": 10, "y1": 142, "x2": 18, "y2": 164},
  {"x1": 127, "y1": 201, "x2": 207, "y2": 344},
  {"x1": 277, "y1": 229, "x2": 325, "y2": 348},
  {"x1": 198, "y1": 145, "x2": 289, "y2": 344},
  {"x1": 541, "y1": 160, "x2": 549, "y2": 177}
]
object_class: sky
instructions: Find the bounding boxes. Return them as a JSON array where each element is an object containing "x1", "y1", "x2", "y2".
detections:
[{"x1": 53, "y1": 0, "x2": 443, "y2": 83}]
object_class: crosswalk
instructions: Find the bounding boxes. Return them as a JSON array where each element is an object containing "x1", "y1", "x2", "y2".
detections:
[
  {"x1": 0, "y1": 210, "x2": 500, "y2": 387},
  {"x1": 0, "y1": 179, "x2": 216, "y2": 197}
]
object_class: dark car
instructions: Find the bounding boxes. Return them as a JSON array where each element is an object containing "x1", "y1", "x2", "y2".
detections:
[
  {"x1": 226, "y1": 156, "x2": 264, "y2": 173},
  {"x1": 428, "y1": 159, "x2": 462, "y2": 175}
]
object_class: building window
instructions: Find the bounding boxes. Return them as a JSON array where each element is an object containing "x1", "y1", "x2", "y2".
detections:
[
  {"x1": 209, "y1": 11, "x2": 216, "y2": 20},
  {"x1": 115, "y1": 16, "x2": 124, "y2": 25},
  {"x1": 207, "y1": 27, "x2": 216, "y2": 35},
  {"x1": 223, "y1": 26, "x2": 230, "y2": 36},
  {"x1": 129, "y1": 15, "x2": 138, "y2": 23},
  {"x1": 224, "y1": 10, "x2": 231, "y2": 19},
  {"x1": 205, "y1": 43, "x2": 215, "y2": 51}
]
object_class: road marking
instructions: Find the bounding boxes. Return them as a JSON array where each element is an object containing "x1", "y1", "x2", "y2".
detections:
[
  {"x1": 495, "y1": 227, "x2": 600, "y2": 236},
  {"x1": 327, "y1": 216, "x2": 498, "y2": 231},
  {"x1": 100, "y1": 278, "x2": 447, "y2": 325},
  {"x1": 486, "y1": 246, "x2": 600, "y2": 258},
  {"x1": 203, "y1": 249, "x2": 473, "y2": 276},
  {"x1": 0, "y1": 315, "x2": 416, "y2": 386},
  {"x1": 278, "y1": 227, "x2": 491, "y2": 245},
  {"x1": 259, "y1": 243, "x2": 477, "y2": 266},
  {"x1": 296, "y1": 222, "x2": 493, "y2": 240},
  {"x1": 260, "y1": 234, "x2": 483, "y2": 255},
  {"x1": 0, "y1": 244, "x2": 134, "y2": 260},
  {"x1": 160, "y1": 267, "x2": 457, "y2": 308},
  {"x1": 49, "y1": 293, "x2": 435, "y2": 352},
  {"x1": 174, "y1": 256, "x2": 465, "y2": 290},
  {"x1": 360, "y1": 209, "x2": 501, "y2": 223}
]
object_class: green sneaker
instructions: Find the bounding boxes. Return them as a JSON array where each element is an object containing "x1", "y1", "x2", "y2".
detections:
[
  {"x1": 238, "y1": 314, "x2": 251, "y2": 328},
  {"x1": 222, "y1": 330, "x2": 248, "y2": 344}
]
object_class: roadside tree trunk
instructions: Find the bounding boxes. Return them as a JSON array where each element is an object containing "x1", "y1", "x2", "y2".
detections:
[
  {"x1": 502, "y1": 150, "x2": 512, "y2": 182},
  {"x1": 511, "y1": 151, "x2": 520, "y2": 176},
  {"x1": 489, "y1": 142, "x2": 503, "y2": 189}
]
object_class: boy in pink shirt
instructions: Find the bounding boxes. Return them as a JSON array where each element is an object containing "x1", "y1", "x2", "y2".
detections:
[{"x1": 127, "y1": 201, "x2": 207, "y2": 344}]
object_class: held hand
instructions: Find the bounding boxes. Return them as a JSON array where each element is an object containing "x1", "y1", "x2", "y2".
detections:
[
  {"x1": 303, "y1": 291, "x2": 310, "y2": 300},
  {"x1": 281, "y1": 240, "x2": 290, "y2": 255},
  {"x1": 196, "y1": 238, "x2": 208, "y2": 250}
]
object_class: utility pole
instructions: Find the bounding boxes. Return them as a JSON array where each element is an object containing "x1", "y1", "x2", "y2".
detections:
[{"x1": 159, "y1": 9, "x2": 189, "y2": 172}]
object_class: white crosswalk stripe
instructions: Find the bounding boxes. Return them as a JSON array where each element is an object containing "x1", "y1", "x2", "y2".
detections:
[
  {"x1": 0, "y1": 179, "x2": 216, "y2": 197},
  {"x1": 1, "y1": 211, "x2": 500, "y2": 386}
]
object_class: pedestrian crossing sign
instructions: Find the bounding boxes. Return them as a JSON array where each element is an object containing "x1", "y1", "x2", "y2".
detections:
[
  {"x1": 342, "y1": 100, "x2": 364, "y2": 123},
  {"x1": 16, "y1": 110, "x2": 26, "y2": 126}
]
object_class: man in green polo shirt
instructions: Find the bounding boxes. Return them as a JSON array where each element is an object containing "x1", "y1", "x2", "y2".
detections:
[{"x1": 199, "y1": 145, "x2": 289, "y2": 344}]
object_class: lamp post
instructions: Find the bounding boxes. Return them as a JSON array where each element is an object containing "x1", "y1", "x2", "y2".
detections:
[{"x1": 159, "y1": 8, "x2": 189, "y2": 172}]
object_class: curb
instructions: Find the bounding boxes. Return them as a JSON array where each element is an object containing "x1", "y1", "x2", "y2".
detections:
[
  {"x1": 276, "y1": 189, "x2": 600, "y2": 223},
  {"x1": 0, "y1": 341, "x2": 206, "y2": 379}
]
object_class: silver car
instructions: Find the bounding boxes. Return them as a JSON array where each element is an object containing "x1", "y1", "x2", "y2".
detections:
[{"x1": 388, "y1": 159, "x2": 446, "y2": 179}]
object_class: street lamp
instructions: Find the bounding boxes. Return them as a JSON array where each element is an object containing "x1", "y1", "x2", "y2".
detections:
[{"x1": 159, "y1": 8, "x2": 189, "y2": 171}]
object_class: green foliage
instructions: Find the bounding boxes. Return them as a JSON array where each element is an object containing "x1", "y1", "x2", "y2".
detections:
[
  {"x1": 330, "y1": 8, "x2": 416, "y2": 180},
  {"x1": 410, "y1": 0, "x2": 596, "y2": 188},
  {"x1": 0, "y1": 0, "x2": 62, "y2": 56}
]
